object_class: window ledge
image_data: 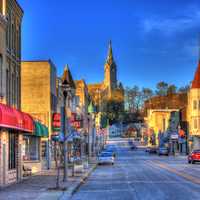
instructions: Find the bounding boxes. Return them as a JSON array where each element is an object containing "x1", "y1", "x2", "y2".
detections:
[{"x1": 23, "y1": 160, "x2": 41, "y2": 163}]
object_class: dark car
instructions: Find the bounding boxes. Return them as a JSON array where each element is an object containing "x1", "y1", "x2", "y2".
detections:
[
  {"x1": 130, "y1": 144, "x2": 137, "y2": 150},
  {"x1": 188, "y1": 149, "x2": 200, "y2": 164},
  {"x1": 146, "y1": 146, "x2": 157, "y2": 154},
  {"x1": 157, "y1": 147, "x2": 169, "y2": 156}
]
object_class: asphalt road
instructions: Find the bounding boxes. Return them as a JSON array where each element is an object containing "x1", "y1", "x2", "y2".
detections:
[{"x1": 71, "y1": 138, "x2": 200, "y2": 200}]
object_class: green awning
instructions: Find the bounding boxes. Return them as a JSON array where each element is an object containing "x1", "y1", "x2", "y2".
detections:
[
  {"x1": 34, "y1": 121, "x2": 42, "y2": 136},
  {"x1": 34, "y1": 121, "x2": 49, "y2": 137},
  {"x1": 41, "y1": 125, "x2": 49, "y2": 137}
]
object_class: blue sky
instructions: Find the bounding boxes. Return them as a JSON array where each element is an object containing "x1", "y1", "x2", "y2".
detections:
[{"x1": 18, "y1": 0, "x2": 200, "y2": 89}]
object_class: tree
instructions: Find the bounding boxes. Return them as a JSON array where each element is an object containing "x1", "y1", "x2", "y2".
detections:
[
  {"x1": 141, "y1": 88, "x2": 154, "y2": 101},
  {"x1": 125, "y1": 86, "x2": 142, "y2": 113},
  {"x1": 178, "y1": 85, "x2": 190, "y2": 93},
  {"x1": 156, "y1": 82, "x2": 168, "y2": 96},
  {"x1": 167, "y1": 84, "x2": 177, "y2": 95}
]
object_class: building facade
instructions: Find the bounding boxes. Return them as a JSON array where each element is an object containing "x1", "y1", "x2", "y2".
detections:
[
  {"x1": 0, "y1": 0, "x2": 24, "y2": 187},
  {"x1": 187, "y1": 59, "x2": 200, "y2": 151},
  {"x1": 21, "y1": 60, "x2": 57, "y2": 170}
]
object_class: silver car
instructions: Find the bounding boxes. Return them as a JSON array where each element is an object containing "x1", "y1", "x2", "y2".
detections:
[
  {"x1": 98, "y1": 152, "x2": 114, "y2": 165},
  {"x1": 157, "y1": 147, "x2": 169, "y2": 156}
]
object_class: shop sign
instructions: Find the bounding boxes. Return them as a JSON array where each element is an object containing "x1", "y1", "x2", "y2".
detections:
[
  {"x1": 52, "y1": 113, "x2": 61, "y2": 131},
  {"x1": 170, "y1": 134, "x2": 178, "y2": 140}
]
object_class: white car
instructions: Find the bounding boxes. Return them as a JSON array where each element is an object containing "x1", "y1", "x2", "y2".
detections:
[{"x1": 98, "y1": 152, "x2": 114, "y2": 165}]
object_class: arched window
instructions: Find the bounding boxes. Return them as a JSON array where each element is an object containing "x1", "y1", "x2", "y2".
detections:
[
  {"x1": 0, "y1": 0, "x2": 3, "y2": 14},
  {"x1": 193, "y1": 100, "x2": 197, "y2": 110},
  {"x1": 194, "y1": 118, "x2": 197, "y2": 129}
]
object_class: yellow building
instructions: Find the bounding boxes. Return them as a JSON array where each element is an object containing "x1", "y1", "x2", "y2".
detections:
[
  {"x1": 187, "y1": 59, "x2": 200, "y2": 150},
  {"x1": 21, "y1": 60, "x2": 57, "y2": 170},
  {"x1": 145, "y1": 109, "x2": 179, "y2": 135}
]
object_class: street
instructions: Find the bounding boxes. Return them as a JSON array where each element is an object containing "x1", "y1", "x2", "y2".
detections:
[{"x1": 71, "y1": 138, "x2": 200, "y2": 200}]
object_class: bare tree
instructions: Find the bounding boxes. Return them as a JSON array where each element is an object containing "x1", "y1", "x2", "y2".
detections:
[
  {"x1": 156, "y1": 82, "x2": 168, "y2": 96},
  {"x1": 167, "y1": 84, "x2": 177, "y2": 95}
]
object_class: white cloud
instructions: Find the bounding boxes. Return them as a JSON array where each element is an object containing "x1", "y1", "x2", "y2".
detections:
[{"x1": 141, "y1": 8, "x2": 200, "y2": 36}]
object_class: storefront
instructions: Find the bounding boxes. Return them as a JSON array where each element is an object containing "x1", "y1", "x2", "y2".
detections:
[
  {"x1": 22, "y1": 121, "x2": 48, "y2": 174},
  {"x1": 0, "y1": 103, "x2": 34, "y2": 187}
]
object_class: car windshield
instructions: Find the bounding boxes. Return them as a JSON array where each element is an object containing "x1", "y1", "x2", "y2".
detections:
[
  {"x1": 192, "y1": 149, "x2": 200, "y2": 153},
  {"x1": 100, "y1": 153, "x2": 112, "y2": 157}
]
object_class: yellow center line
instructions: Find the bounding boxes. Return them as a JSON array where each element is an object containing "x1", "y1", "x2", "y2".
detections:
[{"x1": 147, "y1": 160, "x2": 200, "y2": 185}]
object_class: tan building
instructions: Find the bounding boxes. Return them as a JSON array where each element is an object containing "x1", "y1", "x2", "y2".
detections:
[
  {"x1": 0, "y1": 0, "x2": 24, "y2": 187},
  {"x1": 21, "y1": 60, "x2": 57, "y2": 169}
]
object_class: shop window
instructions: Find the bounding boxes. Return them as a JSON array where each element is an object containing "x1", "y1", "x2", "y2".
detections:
[
  {"x1": 23, "y1": 136, "x2": 40, "y2": 161},
  {"x1": 193, "y1": 100, "x2": 197, "y2": 110},
  {"x1": 9, "y1": 133, "x2": 16, "y2": 169}
]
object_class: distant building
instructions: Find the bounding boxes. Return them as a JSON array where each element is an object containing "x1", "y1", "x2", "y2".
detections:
[{"x1": 144, "y1": 93, "x2": 188, "y2": 152}]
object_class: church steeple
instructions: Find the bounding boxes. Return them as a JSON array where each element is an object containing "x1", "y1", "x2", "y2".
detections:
[
  {"x1": 104, "y1": 40, "x2": 117, "y2": 92},
  {"x1": 106, "y1": 40, "x2": 114, "y2": 65}
]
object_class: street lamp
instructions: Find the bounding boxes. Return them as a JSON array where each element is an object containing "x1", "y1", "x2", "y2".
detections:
[
  {"x1": 87, "y1": 113, "x2": 90, "y2": 165},
  {"x1": 60, "y1": 80, "x2": 70, "y2": 182},
  {"x1": 60, "y1": 65, "x2": 75, "y2": 182}
]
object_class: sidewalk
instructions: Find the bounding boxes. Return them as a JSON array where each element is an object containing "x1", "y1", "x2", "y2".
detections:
[{"x1": 0, "y1": 160, "x2": 97, "y2": 200}]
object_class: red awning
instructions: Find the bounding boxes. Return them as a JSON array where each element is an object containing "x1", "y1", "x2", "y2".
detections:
[
  {"x1": 0, "y1": 103, "x2": 34, "y2": 133},
  {"x1": 22, "y1": 112, "x2": 34, "y2": 133}
]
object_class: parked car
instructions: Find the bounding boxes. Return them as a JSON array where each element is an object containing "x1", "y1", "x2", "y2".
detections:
[
  {"x1": 130, "y1": 144, "x2": 137, "y2": 150},
  {"x1": 188, "y1": 149, "x2": 200, "y2": 164},
  {"x1": 157, "y1": 147, "x2": 169, "y2": 156},
  {"x1": 146, "y1": 146, "x2": 157, "y2": 154},
  {"x1": 102, "y1": 149, "x2": 116, "y2": 157},
  {"x1": 98, "y1": 152, "x2": 114, "y2": 165}
]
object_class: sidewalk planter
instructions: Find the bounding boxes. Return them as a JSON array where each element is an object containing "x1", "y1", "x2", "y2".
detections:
[{"x1": 22, "y1": 121, "x2": 49, "y2": 175}]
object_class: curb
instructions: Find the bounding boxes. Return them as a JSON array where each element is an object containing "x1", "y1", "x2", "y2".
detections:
[{"x1": 59, "y1": 163, "x2": 97, "y2": 200}]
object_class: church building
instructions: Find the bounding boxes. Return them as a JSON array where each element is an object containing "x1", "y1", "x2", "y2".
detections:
[{"x1": 87, "y1": 41, "x2": 124, "y2": 112}]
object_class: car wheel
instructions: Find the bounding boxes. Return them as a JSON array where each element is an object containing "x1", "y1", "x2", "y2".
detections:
[
  {"x1": 112, "y1": 163, "x2": 114, "y2": 165},
  {"x1": 192, "y1": 161, "x2": 195, "y2": 164},
  {"x1": 188, "y1": 160, "x2": 191, "y2": 164}
]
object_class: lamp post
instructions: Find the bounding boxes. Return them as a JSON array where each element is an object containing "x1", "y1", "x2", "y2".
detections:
[
  {"x1": 60, "y1": 65, "x2": 75, "y2": 182},
  {"x1": 87, "y1": 113, "x2": 90, "y2": 165},
  {"x1": 60, "y1": 80, "x2": 70, "y2": 182}
]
